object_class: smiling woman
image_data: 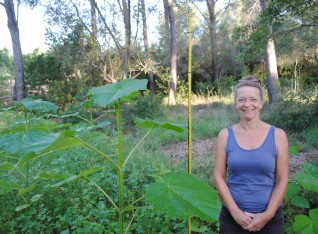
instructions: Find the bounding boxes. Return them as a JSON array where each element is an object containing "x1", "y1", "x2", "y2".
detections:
[
  {"x1": 213, "y1": 74, "x2": 289, "y2": 234},
  {"x1": 0, "y1": 4, "x2": 47, "y2": 54}
]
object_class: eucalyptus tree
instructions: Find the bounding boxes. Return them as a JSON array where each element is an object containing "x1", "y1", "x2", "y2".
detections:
[
  {"x1": 268, "y1": 0, "x2": 318, "y2": 91},
  {"x1": 0, "y1": 0, "x2": 24, "y2": 101},
  {"x1": 141, "y1": 0, "x2": 155, "y2": 93},
  {"x1": 259, "y1": 0, "x2": 280, "y2": 103},
  {"x1": 205, "y1": 0, "x2": 219, "y2": 82},
  {"x1": 163, "y1": 0, "x2": 178, "y2": 105}
]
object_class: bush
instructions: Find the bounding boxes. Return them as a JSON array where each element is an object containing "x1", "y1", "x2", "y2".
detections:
[
  {"x1": 217, "y1": 76, "x2": 237, "y2": 97},
  {"x1": 263, "y1": 97, "x2": 318, "y2": 134},
  {"x1": 300, "y1": 127, "x2": 318, "y2": 150},
  {"x1": 123, "y1": 93, "x2": 163, "y2": 126}
]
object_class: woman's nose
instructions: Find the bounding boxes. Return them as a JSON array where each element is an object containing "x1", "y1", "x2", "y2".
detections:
[{"x1": 243, "y1": 100, "x2": 251, "y2": 106}]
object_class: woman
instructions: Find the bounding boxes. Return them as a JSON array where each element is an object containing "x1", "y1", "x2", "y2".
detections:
[{"x1": 213, "y1": 75, "x2": 289, "y2": 233}]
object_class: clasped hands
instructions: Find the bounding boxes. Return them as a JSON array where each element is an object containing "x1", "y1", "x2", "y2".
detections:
[{"x1": 239, "y1": 211, "x2": 268, "y2": 232}]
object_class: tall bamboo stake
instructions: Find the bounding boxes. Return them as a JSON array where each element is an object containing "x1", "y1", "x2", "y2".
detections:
[{"x1": 187, "y1": 2, "x2": 193, "y2": 233}]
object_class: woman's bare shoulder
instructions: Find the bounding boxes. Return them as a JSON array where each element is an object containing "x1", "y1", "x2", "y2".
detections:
[
  {"x1": 274, "y1": 127, "x2": 287, "y2": 140},
  {"x1": 218, "y1": 127, "x2": 229, "y2": 138}
]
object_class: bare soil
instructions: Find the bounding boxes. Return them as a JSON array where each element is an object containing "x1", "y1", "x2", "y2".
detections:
[{"x1": 162, "y1": 137, "x2": 318, "y2": 177}]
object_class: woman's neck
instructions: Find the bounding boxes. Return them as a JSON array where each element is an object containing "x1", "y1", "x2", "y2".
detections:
[{"x1": 238, "y1": 119, "x2": 263, "y2": 130}]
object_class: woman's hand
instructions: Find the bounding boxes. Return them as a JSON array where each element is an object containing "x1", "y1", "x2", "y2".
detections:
[
  {"x1": 231, "y1": 210, "x2": 254, "y2": 229},
  {"x1": 243, "y1": 211, "x2": 271, "y2": 232}
]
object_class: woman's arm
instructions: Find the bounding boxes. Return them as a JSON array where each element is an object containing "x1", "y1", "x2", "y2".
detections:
[{"x1": 213, "y1": 128, "x2": 253, "y2": 227}]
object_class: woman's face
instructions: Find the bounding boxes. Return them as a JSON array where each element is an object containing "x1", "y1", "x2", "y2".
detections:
[{"x1": 235, "y1": 86, "x2": 263, "y2": 120}]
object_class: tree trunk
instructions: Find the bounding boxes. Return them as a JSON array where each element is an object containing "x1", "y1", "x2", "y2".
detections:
[
  {"x1": 89, "y1": 0, "x2": 98, "y2": 85},
  {"x1": 141, "y1": 0, "x2": 155, "y2": 93},
  {"x1": 2, "y1": 0, "x2": 24, "y2": 101},
  {"x1": 90, "y1": 0, "x2": 97, "y2": 43},
  {"x1": 206, "y1": 0, "x2": 219, "y2": 82},
  {"x1": 164, "y1": 0, "x2": 177, "y2": 105},
  {"x1": 121, "y1": 0, "x2": 131, "y2": 79},
  {"x1": 260, "y1": 0, "x2": 280, "y2": 103}
]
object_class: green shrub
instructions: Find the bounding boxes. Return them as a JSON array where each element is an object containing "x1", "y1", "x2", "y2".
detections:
[
  {"x1": 300, "y1": 127, "x2": 318, "y2": 150},
  {"x1": 216, "y1": 76, "x2": 237, "y2": 97},
  {"x1": 123, "y1": 93, "x2": 163, "y2": 126},
  {"x1": 263, "y1": 99, "x2": 318, "y2": 133}
]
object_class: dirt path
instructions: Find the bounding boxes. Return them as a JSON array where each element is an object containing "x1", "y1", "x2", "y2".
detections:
[{"x1": 162, "y1": 138, "x2": 317, "y2": 177}]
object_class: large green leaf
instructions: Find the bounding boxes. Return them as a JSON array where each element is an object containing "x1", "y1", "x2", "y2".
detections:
[
  {"x1": 0, "y1": 130, "x2": 58, "y2": 155},
  {"x1": 89, "y1": 78, "x2": 148, "y2": 107},
  {"x1": 291, "y1": 196, "x2": 310, "y2": 208},
  {"x1": 134, "y1": 118, "x2": 185, "y2": 133},
  {"x1": 19, "y1": 97, "x2": 58, "y2": 113},
  {"x1": 145, "y1": 172, "x2": 220, "y2": 223},
  {"x1": 40, "y1": 130, "x2": 83, "y2": 154},
  {"x1": 293, "y1": 208, "x2": 318, "y2": 234},
  {"x1": 296, "y1": 163, "x2": 318, "y2": 193}
]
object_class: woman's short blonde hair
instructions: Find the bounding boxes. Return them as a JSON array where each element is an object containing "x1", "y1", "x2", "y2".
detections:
[{"x1": 234, "y1": 75, "x2": 263, "y2": 100}]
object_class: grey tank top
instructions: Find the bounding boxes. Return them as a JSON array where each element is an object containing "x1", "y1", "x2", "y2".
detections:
[{"x1": 226, "y1": 126, "x2": 277, "y2": 213}]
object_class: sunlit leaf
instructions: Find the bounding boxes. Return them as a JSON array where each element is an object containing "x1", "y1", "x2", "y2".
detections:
[
  {"x1": 18, "y1": 185, "x2": 36, "y2": 196},
  {"x1": 30, "y1": 194, "x2": 42, "y2": 203},
  {"x1": 20, "y1": 97, "x2": 58, "y2": 113},
  {"x1": 289, "y1": 145, "x2": 302, "y2": 155},
  {"x1": 134, "y1": 118, "x2": 185, "y2": 133},
  {"x1": 145, "y1": 172, "x2": 220, "y2": 223},
  {"x1": 89, "y1": 78, "x2": 148, "y2": 107},
  {"x1": 0, "y1": 106, "x2": 15, "y2": 112},
  {"x1": 15, "y1": 204, "x2": 31, "y2": 212}
]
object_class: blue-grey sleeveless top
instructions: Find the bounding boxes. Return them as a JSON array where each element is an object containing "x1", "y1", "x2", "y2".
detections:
[{"x1": 226, "y1": 126, "x2": 277, "y2": 213}]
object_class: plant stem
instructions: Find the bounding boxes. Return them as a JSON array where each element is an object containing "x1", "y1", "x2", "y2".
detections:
[
  {"x1": 116, "y1": 101, "x2": 124, "y2": 234},
  {"x1": 122, "y1": 196, "x2": 144, "y2": 213},
  {"x1": 26, "y1": 161, "x2": 29, "y2": 187},
  {"x1": 123, "y1": 125, "x2": 154, "y2": 168},
  {"x1": 74, "y1": 136, "x2": 119, "y2": 170},
  {"x1": 86, "y1": 177, "x2": 119, "y2": 211}
]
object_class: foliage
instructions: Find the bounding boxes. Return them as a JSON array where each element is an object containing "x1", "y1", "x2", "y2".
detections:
[
  {"x1": 300, "y1": 128, "x2": 318, "y2": 150},
  {"x1": 0, "y1": 79, "x2": 221, "y2": 233},
  {"x1": 0, "y1": 49, "x2": 14, "y2": 84},
  {"x1": 285, "y1": 163, "x2": 318, "y2": 233},
  {"x1": 123, "y1": 92, "x2": 163, "y2": 126},
  {"x1": 262, "y1": 93, "x2": 318, "y2": 133},
  {"x1": 145, "y1": 171, "x2": 220, "y2": 222}
]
